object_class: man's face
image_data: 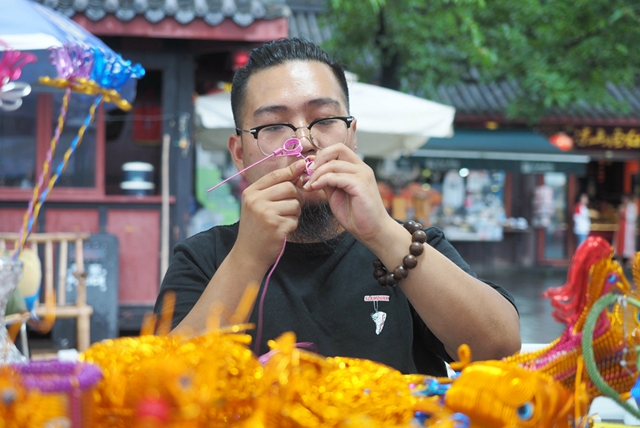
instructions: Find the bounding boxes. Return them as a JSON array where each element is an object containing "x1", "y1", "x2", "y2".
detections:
[{"x1": 228, "y1": 60, "x2": 356, "y2": 203}]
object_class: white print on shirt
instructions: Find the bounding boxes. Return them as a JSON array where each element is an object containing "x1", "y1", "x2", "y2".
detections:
[{"x1": 365, "y1": 295, "x2": 389, "y2": 335}]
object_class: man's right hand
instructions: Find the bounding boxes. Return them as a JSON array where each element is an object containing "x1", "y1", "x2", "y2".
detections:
[{"x1": 233, "y1": 159, "x2": 307, "y2": 270}]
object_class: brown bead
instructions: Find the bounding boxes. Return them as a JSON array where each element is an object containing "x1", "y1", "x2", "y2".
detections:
[
  {"x1": 403, "y1": 254, "x2": 418, "y2": 269},
  {"x1": 412, "y1": 230, "x2": 427, "y2": 244},
  {"x1": 385, "y1": 274, "x2": 398, "y2": 286},
  {"x1": 403, "y1": 220, "x2": 417, "y2": 233},
  {"x1": 372, "y1": 221, "x2": 428, "y2": 287},
  {"x1": 409, "y1": 242, "x2": 424, "y2": 256},
  {"x1": 393, "y1": 265, "x2": 408, "y2": 279},
  {"x1": 405, "y1": 221, "x2": 423, "y2": 234},
  {"x1": 373, "y1": 268, "x2": 387, "y2": 279}
]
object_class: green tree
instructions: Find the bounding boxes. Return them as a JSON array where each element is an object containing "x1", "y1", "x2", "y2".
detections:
[{"x1": 323, "y1": 0, "x2": 640, "y2": 119}]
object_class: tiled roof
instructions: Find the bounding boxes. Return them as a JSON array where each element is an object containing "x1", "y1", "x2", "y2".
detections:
[
  {"x1": 36, "y1": 0, "x2": 290, "y2": 27},
  {"x1": 37, "y1": 0, "x2": 330, "y2": 43},
  {"x1": 288, "y1": 10, "x2": 330, "y2": 46},
  {"x1": 435, "y1": 80, "x2": 640, "y2": 126}
]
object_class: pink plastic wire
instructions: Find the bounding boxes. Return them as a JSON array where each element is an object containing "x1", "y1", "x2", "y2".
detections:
[
  {"x1": 206, "y1": 138, "x2": 314, "y2": 355},
  {"x1": 207, "y1": 138, "x2": 314, "y2": 192}
]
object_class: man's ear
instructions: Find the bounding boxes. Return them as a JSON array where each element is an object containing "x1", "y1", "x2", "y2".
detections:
[
  {"x1": 349, "y1": 118, "x2": 358, "y2": 152},
  {"x1": 228, "y1": 134, "x2": 245, "y2": 171}
]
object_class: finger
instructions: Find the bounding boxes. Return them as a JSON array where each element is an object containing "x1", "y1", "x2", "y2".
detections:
[
  {"x1": 275, "y1": 199, "x2": 303, "y2": 219},
  {"x1": 311, "y1": 144, "x2": 360, "y2": 169},
  {"x1": 304, "y1": 161, "x2": 364, "y2": 190},
  {"x1": 254, "y1": 159, "x2": 307, "y2": 191},
  {"x1": 256, "y1": 199, "x2": 302, "y2": 221},
  {"x1": 305, "y1": 172, "x2": 362, "y2": 193},
  {"x1": 243, "y1": 182, "x2": 303, "y2": 212},
  {"x1": 309, "y1": 159, "x2": 359, "y2": 176}
]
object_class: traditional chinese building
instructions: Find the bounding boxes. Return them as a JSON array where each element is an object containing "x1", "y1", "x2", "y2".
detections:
[
  {"x1": 410, "y1": 80, "x2": 640, "y2": 268},
  {"x1": 0, "y1": 0, "x2": 328, "y2": 338}
]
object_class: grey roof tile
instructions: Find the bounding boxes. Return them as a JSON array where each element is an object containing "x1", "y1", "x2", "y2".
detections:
[
  {"x1": 437, "y1": 77, "x2": 640, "y2": 124},
  {"x1": 34, "y1": 0, "x2": 289, "y2": 27}
]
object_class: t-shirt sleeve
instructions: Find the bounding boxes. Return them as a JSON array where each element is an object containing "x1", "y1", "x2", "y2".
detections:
[
  {"x1": 411, "y1": 226, "x2": 518, "y2": 369},
  {"x1": 153, "y1": 234, "x2": 218, "y2": 329}
]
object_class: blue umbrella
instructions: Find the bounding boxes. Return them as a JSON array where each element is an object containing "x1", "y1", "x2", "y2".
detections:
[{"x1": 0, "y1": 0, "x2": 137, "y2": 104}]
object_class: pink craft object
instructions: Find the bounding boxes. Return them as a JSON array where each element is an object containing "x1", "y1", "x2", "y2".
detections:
[
  {"x1": 0, "y1": 47, "x2": 36, "y2": 85},
  {"x1": 207, "y1": 138, "x2": 314, "y2": 192}
]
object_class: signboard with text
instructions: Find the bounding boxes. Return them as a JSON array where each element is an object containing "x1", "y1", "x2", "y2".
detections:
[{"x1": 573, "y1": 127, "x2": 640, "y2": 151}]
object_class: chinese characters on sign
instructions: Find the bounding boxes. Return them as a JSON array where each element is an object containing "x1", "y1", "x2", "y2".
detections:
[{"x1": 574, "y1": 127, "x2": 640, "y2": 150}]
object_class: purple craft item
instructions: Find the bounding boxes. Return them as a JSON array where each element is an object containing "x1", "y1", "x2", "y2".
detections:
[
  {"x1": 12, "y1": 359, "x2": 103, "y2": 428},
  {"x1": 48, "y1": 44, "x2": 94, "y2": 81},
  {"x1": 15, "y1": 359, "x2": 103, "y2": 393}
]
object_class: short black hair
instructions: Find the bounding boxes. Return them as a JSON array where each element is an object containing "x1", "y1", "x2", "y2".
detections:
[{"x1": 230, "y1": 38, "x2": 349, "y2": 128}]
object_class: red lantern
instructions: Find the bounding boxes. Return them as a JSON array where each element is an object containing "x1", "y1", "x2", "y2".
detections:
[
  {"x1": 232, "y1": 51, "x2": 249, "y2": 70},
  {"x1": 548, "y1": 133, "x2": 574, "y2": 151}
]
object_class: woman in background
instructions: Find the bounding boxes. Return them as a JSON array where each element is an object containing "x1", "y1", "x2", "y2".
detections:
[
  {"x1": 573, "y1": 193, "x2": 591, "y2": 248},
  {"x1": 613, "y1": 194, "x2": 637, "y2": 267}
]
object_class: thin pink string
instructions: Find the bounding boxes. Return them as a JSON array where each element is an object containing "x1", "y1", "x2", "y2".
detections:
[
  {"x1": 254, "y1": 236, "x2": 287, "y2": 354},
  {"x1": 207, "y1": 153, "x2": 276, "y2": 192},
  {"x1": 258, "y1": 341, "x2": 317, "y2": 364}
]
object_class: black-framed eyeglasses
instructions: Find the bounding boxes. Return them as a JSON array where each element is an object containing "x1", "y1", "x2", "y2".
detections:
[{"x1": 236, "y1": 116, "x2": 355, "y2": 156}]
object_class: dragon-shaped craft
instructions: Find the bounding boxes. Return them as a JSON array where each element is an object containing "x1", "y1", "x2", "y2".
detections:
[{"x1": 505, "y1": 236, "x2": 637, "y2": 405}]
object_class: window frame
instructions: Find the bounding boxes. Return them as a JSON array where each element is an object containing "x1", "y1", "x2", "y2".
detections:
[{"x1": 0, "y1": 93, "x2": 105, "y2": 202}]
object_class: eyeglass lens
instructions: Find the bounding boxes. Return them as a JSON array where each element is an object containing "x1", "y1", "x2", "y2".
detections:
[{"x1": 257, "y1": 118, "x2": 348, "y2": 154}]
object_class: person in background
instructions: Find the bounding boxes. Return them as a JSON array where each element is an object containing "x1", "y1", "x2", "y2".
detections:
[
  {"x1": 613, "y1": 194, "x2": 637, "y2": 267},
  {"x1": 155, "y1": 38, "x2": 521, "y2": 376},
  {"x1": 573, "y1": 193, "x2": 591, "y2": 248}
]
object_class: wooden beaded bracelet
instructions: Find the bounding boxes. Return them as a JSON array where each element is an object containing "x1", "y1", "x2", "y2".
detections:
[{"x1": 373, "y1": 220, "x2": 427, "y2": 287}]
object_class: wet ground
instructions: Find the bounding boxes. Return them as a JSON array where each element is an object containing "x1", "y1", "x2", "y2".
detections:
[
  {"x1": 473, "y1": 264, "x2": 636, "y2": 346},
  {"x1": 472, "y1": 265, "x2": 573, "y2": 344}
]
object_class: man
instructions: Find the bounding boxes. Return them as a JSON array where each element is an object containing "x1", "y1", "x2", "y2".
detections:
[{"x1": 155, "y1": 38, "x2": 520, "y2": 376}]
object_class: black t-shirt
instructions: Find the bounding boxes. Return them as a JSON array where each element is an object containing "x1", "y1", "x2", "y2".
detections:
[{"x1": 154, "y1": 223, "x2": 516, "y2": 376}]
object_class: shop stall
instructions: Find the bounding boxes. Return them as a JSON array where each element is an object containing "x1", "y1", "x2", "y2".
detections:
[{"x1": 378, "y1": 128, "x2": 590, "y2": 267}]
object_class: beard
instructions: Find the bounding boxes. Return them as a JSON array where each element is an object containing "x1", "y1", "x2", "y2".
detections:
[{"x1": 288, "y1": 201, "x2": 342, "y2": 245}]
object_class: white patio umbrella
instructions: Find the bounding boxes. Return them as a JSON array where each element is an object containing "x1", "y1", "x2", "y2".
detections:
[{"x1": 195, "y1": 81, "x2": 455, "y2": 158}]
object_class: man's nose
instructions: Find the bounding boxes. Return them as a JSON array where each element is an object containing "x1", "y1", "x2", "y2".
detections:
[
  {"x1": 294, "y1": 126, "x2": 311, "y2": 139},
  {"x1": 294, "y1": 127, "x2": 315, "y2": 148}
]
